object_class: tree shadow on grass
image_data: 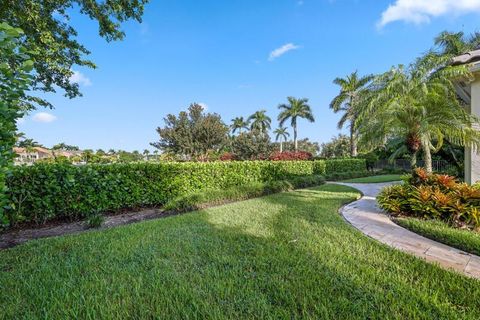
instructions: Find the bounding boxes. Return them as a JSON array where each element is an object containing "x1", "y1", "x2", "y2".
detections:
[{"x1": 2, "y1": 185, "x2": 480, "y2": 319}]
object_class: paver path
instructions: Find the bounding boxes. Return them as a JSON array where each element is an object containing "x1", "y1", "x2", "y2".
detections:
[{"x1": 338, "y1": 182, "x2": 480, "y2": 279}]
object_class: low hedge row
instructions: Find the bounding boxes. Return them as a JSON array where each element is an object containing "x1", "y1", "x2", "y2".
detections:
[
  {"x1": 164, "y1": 175, "x2": 326, "y2": 213},
  {"x1": 5, "y1": 159, "x2": 365, "y2": 227}
]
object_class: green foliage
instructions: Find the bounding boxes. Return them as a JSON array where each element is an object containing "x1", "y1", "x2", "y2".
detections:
[
  {"x1": 164, "y1": 175, "x2": 325, "y2": 212},
  {"x1": 0, "y1": 23, "x2": 35, "y2": 226},
  {"x1": 325, "y1": 158, "x2": 366, "y2": 173},
  {"x1": 0, "y1": 0, "x2": 148, "y2": 109},
  {"x1": 230, "y1": 131, "x2": 274, "y2": 160},
  {"x1": 378, "y1": 168, "x2": 480, "y2": 229},
  {"x1": 357, "y1": 56, "x2": 479, "y2": 173},
  {"x1": 230, "y1": 116, "x2": 249, "y2": 135},
  {"x1": 279, "y1": 138, "x2": 320, "y2": 155},
  {"x1": 86, "y1": 213, "x2": 104, "y2": 229},
  {"x1": 278, "y1": 97, "x2": 315, "y2": 151},
  {"x1": 330, "y1": 71, "x2": 374, "y2": 157},
  {"x1": 247, "y1": 110, "x2": 271, "y2": 134},
  {"x1": 151, "y1": 103, "x2": 229, "y2": 160},
  {"x1": 5, "y1": 159, "x2": 364, "y2": 227},
  {"x1": 52, "y1": 143, "x2": 80, "y2": 151},
  {"x1": 320, "y1": 134, "x2": 351, "y2": 158}
]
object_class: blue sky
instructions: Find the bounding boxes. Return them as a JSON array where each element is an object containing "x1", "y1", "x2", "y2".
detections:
[{"x1": 18, "y1": 0, "x2": 480, "y2": 151}]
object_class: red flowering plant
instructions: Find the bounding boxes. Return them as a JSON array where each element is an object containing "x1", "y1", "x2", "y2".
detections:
[{"x1": 269, "y1": 151, "x2": 313, "y2": 161}]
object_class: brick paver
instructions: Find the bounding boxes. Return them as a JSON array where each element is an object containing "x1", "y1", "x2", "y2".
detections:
[{"x1": 337, "y1": 182, "x2": 480, "y2": 279}]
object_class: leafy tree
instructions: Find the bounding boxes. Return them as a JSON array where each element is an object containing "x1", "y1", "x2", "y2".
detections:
[
  {"x1": 279, "y1": 138, "x2": 320, "y2": 156},
  {"x1": 52, "y1": 142, "x2": 79, "y2": 151},
  {"x1": 231, "y1": 130, "x2": 273, "y2": 160},
  {"x1": 278, "y1": 97, "x2": 315, "y2": 151},
  {"x1": 320, "y1": 134, "x2": 351, "y2": 158},
  {"x1": 273, "y1": 127, "x2": 290, "y2": 153},
  {"x1": 248, "y1": 110, "x2": 271, "y2": 135},
  {"x1": 151, "y1": 103, "x2": 229, "y2": 159},
  {"x1": 358, "y1": 60, "x2": 480, "y2": 172},
  {"x1": 231, "y1": 117, "x2": 249, "y2": 135},
  {"x1": 0, "y1": 23, "x2": 35, "y2": 225},
  {"x1": 0, "y1": 0, "x2": 148, "y2": 110},
  {"x1": 330, "y1": 71, "x2": 373, "y2": 157}
]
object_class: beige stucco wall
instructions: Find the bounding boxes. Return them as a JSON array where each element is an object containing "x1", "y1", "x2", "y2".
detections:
[{"x1": 466, "y1": 78, "x2": 480, "y2": 184}]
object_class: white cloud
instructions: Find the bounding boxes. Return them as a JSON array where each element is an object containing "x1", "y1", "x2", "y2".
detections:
[
  {"x1": 268, "y1": 43, "x2": 301, "y2": 61},
  {"x1": 69, "y1": 70, "x2": 92, "y2": 86},
  {"x1": 33, "y1": 112, "x2": 57, "y2": 123},
  {"x1": 378, "y1": 0, "x2": 480, "y2": 28}
]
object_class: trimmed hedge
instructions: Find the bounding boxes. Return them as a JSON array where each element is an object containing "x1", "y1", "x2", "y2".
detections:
[
  {"x1": 5, "y1": 159, "x2": 365, "y2": 226},
  {"x1": 164, "y1": 175, "x2": 326, "y2": 213}
]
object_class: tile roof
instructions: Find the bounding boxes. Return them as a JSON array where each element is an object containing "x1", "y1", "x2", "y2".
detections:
[{"x1": 452, "y1": 49, "x2": 480, "y2": 66}]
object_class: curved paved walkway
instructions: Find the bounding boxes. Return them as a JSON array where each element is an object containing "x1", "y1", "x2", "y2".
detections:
[{"x1": 338, "y1": 182, "x2": 480, "y2": 279}]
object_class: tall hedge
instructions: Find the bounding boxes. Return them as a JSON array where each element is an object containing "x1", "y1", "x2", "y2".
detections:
[{"x1": 5, "y1": 159, "x2": 365, "y2": 226}]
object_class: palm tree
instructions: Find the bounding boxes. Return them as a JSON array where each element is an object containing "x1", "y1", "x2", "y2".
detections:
[
  {"x1": 248, "y1": 110, "x2": 271, "y2": 135},
  {"x1": 231, "y1": 117, "x2": 249, "y2": 135},
  {"x1": 330, "y1": 71, "x2": 373, "y2": 157},
  {"x1": 143, "y1": 149, "x2": 150, "y2": 160},
  {"x1": 434, "y1": 31, "x2": 480, "y2": 57},
  {"x1": 274, "y1": 127, "x2": 290, "y2": 153},
  {"x1": 278, "y1": 97, "x2": 315, "y2": 151},
  {"x1": 358, "y1": 61, "x2": 480, "y2": 173}
]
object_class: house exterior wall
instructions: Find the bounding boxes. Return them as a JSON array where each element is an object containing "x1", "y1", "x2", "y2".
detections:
[{"x1": 466, "y1": 78, "x2": 480, "y2": 184}]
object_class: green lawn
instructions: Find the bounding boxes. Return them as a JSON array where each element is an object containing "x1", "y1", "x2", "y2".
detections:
[
  {"x1": 342, "y1": 174, "x2": 403, "y2": 183},
  {"x1": 1, "y1": 184, "x2": 480, "y2": 319},
  {"x1": 395, "y1": 217, "x2": 480, "y2": 256}
]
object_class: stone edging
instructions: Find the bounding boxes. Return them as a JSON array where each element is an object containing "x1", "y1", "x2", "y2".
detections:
[{"x1": 336, "y1": 182, "x2": 480, "y2": 279}]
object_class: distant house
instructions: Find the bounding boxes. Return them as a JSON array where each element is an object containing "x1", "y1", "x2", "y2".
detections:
[
  {"x1": 13, "y1": 147, "x2": 52, "y2": 165},
  {"x1": 13, "y1": 147, "x2": 83, "y2": 165}
]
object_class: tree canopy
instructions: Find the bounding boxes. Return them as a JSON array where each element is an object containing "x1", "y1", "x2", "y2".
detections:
[
  {"x1": 151, "y1": 104, "x2": 229, "y2": 159},
  {"x1": 0, "y1": 0, "x2": 149, "y2": 110}
]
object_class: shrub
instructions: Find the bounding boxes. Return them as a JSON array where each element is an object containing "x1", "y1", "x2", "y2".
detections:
[
  {"x1": 5, "y1": 159, "x2": 362, "y2": 227},
  {"x1": 378, "y1": 168, "x2": 480, "y2": 230},
  {"x1": 219, "y1": 152, "x2": 236, "y2": 161},
  {"x1": 325, "y1": 159, "x2": 367, "y2": 174},
  {"x1": 86, "y1": 213, "x2": 104, "y2": 228},
  {"x1": 164, "y1": 175, "x2": 325, "y2": 212},
  {"x1": 269, "y1": 151, "x2": 313, "y2": 161}
]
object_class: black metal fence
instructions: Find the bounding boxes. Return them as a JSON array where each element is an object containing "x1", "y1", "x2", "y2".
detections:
[{"x1": 372, "y1": 159, "x2": 457, "y2": 173}]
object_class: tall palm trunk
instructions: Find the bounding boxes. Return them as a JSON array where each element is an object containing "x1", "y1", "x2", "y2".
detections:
[
  {"x1": 293, "y1": 125, "x2": 298, "y2": 151},
  {"x1": 410, "y1": 151, "x2": 418, "y2": 169},
  {"x1": 422, "y1": 140, "x2": 433, "y2": 173},
  {"x1": 350, "y1": 125, "x2": 357, "y2": 157},
  {"x1": 280, "y1": 140, "x2": 283, "y2": 153}
]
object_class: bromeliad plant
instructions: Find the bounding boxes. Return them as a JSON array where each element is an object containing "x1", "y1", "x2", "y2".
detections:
[{"x1": 378, "y1": 168, "x2": 480, "y2": 230}]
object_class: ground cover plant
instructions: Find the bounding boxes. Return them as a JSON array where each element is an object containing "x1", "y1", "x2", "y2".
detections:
[
  {"x1": 1, "y1": 184, "x2": 480, "y2": 319},
  {"x1": 378, "y1": 168, "x2": 480, "y2": 230},
  {"x1": 5, "y1": 159, "x2": 364, "y2": 227},
  {"x1": 395, "y1": 217, "x2": 480, "y2": 256}
]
